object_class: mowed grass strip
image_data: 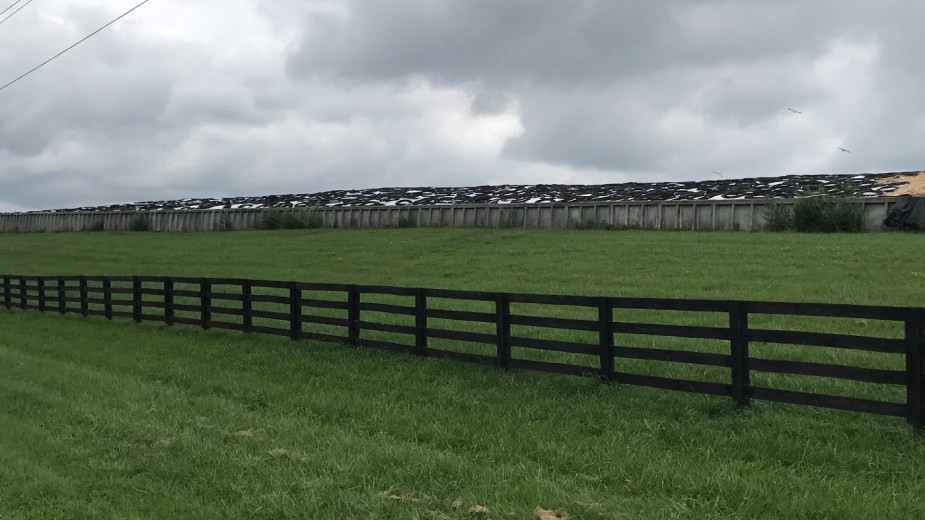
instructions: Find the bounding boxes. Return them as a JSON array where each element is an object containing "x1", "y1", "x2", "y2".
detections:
[
  {"x1": 2, "y1": 228, "x2": 925, "y2": 518},
  {"x1": 3, "y1": 312, "x2": 925, "y2": 519}
]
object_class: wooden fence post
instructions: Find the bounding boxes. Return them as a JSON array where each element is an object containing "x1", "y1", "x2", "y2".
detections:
[
  {"x1": 19, "y1": 277, "x2": 26, "y2": 310},
  {"x1": 132, "y1": 276, "x2": 142, "y2": 323},
  {"x1": 103, "y1": 277, "x2": 113, "y2": 320},
  {"x1": 79, "y1": 276, "x2": 88, "y2": 317},
  {"x1": 599, "y1": 297, "x2": 615, "y2": 380},
  {"x1": 57, "y1": 278, "x2": 66, "y2": 315},
  {"x1": 415, "y1": 288, "x2": 427, "y2": 357},
  {"x1": 37, "y1": 276, "x2": 46, "y2": 312},
  {"x1": 730, "y1": 301, "x2": 750, "y2": 407},
  {"x1": 164, "y1": 278, "x2": 174, "y2": 326},
  {"x1": 289, "y1": 282, "x2": 301, "y2": 341},
  {"x1": 905, "y1": 308, "x2": 924, "y2": 430},
  {"x1": 3, "y1": 275, "x2": 11, "y2": 310},
  {"x1": 200, "y1": 278, "x2": 211, "y2": 330},
  {"x1": 242, "y1": 280, "x2": 253, "y2": 333},
  {"x1": 496, "y1": 293, "x2": 511, "y2": 370},
  {"x1": 348, "y1": 285, "x2": 360, "y2": 347}
]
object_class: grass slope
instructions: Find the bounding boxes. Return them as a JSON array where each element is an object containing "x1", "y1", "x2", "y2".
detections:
[
  {"x1": 0, "y1": 228, "x2": 923, "y2": 304},
  {"x1": 2, "y1": 229, "x2": 925, "y2": 518}
]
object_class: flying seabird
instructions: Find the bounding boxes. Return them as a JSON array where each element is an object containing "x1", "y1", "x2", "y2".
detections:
[
  {"x1": 711, "y1": 171, "x2": 724, "y2": 179},
  {"x1": 787, "y1": 108, "x2": 802, "y2": 114},
  {"x1": 837, "y1": 147, "x2": 852, "y2": 154}
]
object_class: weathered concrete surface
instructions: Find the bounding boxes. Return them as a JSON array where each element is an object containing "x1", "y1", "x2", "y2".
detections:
[{"x1": 0, "y1": 198, "x2": 897, "y2": 233}]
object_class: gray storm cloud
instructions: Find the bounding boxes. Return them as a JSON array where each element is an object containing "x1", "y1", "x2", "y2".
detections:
[{"x1": 1, "y1": 0, "x2": 924, "y2": 211}]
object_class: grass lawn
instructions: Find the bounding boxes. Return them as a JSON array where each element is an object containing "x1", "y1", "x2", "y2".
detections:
[
  {"x1": 2, "y1": 228, "x2": 925, "y2": 518},
  {"x1": 1, "y1": 228, "x2": 923, "y2": 305}
]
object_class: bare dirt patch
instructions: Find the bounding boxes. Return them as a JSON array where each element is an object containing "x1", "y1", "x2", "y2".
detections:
[
  {"x1": 450, "y1": 499, "x2": 492, "y2": 517},
  {"x1": 534, "y1": 507, "x2": 569, "y2": 520},
  {"x1": 876, "y1": 172, "x2": 925, "y2": 196}
]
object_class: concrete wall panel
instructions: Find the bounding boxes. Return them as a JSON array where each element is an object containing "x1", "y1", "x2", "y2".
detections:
[{"x1": 0, "y1": 198, "x2": 899, "y2": 233}]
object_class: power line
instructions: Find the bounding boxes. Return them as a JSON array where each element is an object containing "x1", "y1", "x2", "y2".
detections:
[
  {"x1": 0, "y1": 0, "x2": 24, "y2": 17},
  {"x1": 0, "y1": 0, "x2": 34, "y2": 26},
  {"x1": 0, "y1": 0, "x2": 153, "y2": 94}
]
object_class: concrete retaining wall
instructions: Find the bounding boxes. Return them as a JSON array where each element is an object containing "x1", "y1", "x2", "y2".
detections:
[{"x1": 0, "y1": 198, "x2": 897, "y2": 233}]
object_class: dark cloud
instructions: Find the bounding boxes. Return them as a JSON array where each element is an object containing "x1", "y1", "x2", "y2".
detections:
[
  {"x1": 286, "y1": 0, "x2": 925, "y2": 178},
  {"x1": 1, "y1": 0, "x2": 924, "y2": 211},
  {"x1": 469, "y1": 91, "x2": 512, "y2": 116}
]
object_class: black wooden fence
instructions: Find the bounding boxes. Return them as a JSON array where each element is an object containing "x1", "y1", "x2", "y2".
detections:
[{"x1": 2, "y1": 273, "x2": 923, "y2": 429}]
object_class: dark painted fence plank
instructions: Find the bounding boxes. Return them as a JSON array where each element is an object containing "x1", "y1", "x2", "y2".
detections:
[
  {"x1": 200, "y1": 279, "x2": 211, "y2": 330},
  {"x1": 250, "y1": 309, "x2": 289, "y2": 322},
  {"x1": 747, "y1": 300, "x2": 913, "y2": 320},
  {"x1": 242, "y1": 280, "x2": 252, "y2": 332},
  {"x1": 103, "y1": 277, "x2": 113, "y2": 320},
  {"x1": 750, "y1": 357, "x2": 904, "y2": 385},
  {"x1": 599, "y1": 297, "x2": 614, "y2": 380},
  {"x1": 164, "y1": 278, "x2": 175, "y2": 326},
  {"x1": 79, "y1": 276, "x2": 88, "y2": 316},
  {"x1": 300, "y1": 297, "x2": 349, "y2": 310},
  {"x1": 496, "y1": 294, "x2": 511, "y2": 370},
  {"x1": 2, "y1": 275, "x2": 10, "y2": 309},
  {"x1": 423, "y1": 288, "x2": 498, "y2": 301},
  {"x1": 614, "y1": 371, "x2": 732, "y2": 396},
  {"x1": 906, "y1": 309, "x2": 924, "y2": 429},
  {"x1": 355, "y1": 284, "x2": 418, "y2": 296},
  {"x1": 358, "y1": 302, "x2": 416, "y2": 316},
  {"x1": 1, "y1": 272, "x2": 921, "y2": 428},
  {"x1": 210, "y1": 291, "x2": 244, "y2": 302},
  {"x1": 37, "y1": 277, "x2": 46, "y2": 312},
  {"x1": 747, "y1": 329, "x2": 903, "y2": 353},
  {"x1": 251, "y1": 294, "x2": 290, "y2": 305},
  {"x1": 132, "y1": 276, "x2": 142, "y2": 323},
  {"x1": 507, "y1": 336, "x2": 598, "y2": 356},
  {"x1": 426, "y1": 327, "x2": 497, "y2": 345},
  {"x1": 415, "y1": 289, "x2": 427, "y2": 357},
  {"x1": 611, "y1": 346, "x2": 732, "y2": 367},
  {"x1": 508, "y1": 314, "x2": 599, "y2": 332},
  {"x1": 730, "y1": 301, "x2": 750, "y2": 406},
  {"x1": 612, "y1": 321, "x2": 730, "y2": 340},
  {"x1": 747, "y1": 387, "x2": 905, "y2": 417},
  {"x1": 507, "y1": 293, "x2": 599, "y2": 307},
  {"x1": 300, "y1": 314, "x2": 349, "y2": 327},
  {"x1": 357, "y1": 320, "x2": 416, "y2": 336},
  {"x1": 611, "y1": 297, "x2": 729, "y2": 312},
  {"x1": 289, "y1": 282, "x2": 301, "y2": 341},
  {"x1": 348, "y1": 285, "x2": 360, "y2": 346}
]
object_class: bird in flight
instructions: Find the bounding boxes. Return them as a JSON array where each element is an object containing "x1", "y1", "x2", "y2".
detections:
[
  {"x1": 787, "y1": 108, "x2": 802, "y2": 114},
  {"x1": 837, "y1": 147, "x2": 852, "y2": 154},
  {"x1": 711, "y1": 171, "x2": 724, "y2": 179}
]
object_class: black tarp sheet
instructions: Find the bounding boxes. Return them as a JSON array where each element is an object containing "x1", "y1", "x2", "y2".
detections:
[{"x1": 884, "y1": 196, "x2": 925, "y2": 230}]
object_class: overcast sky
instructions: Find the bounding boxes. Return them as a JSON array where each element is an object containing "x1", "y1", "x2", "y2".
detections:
[{"x1": 1, "y1": 0, "x2": 924, "y2": 211}]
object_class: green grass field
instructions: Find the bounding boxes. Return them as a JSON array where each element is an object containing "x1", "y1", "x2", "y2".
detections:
[{"x1": 2, "y1": 229, "x2": 925, "y2": 519}]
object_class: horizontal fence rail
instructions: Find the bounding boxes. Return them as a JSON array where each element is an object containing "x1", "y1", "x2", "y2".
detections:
[{"x1": 2, "y1": 273, "x2": 923, "y2": 429}]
